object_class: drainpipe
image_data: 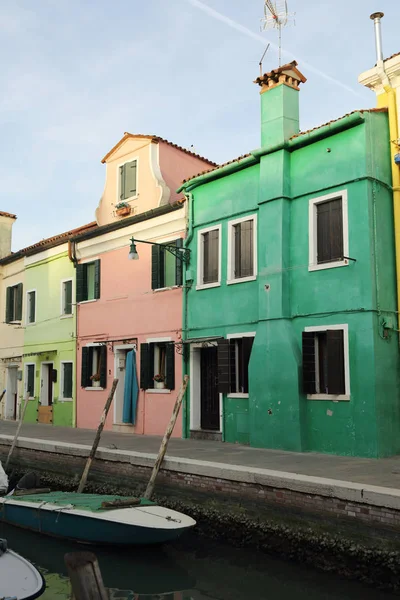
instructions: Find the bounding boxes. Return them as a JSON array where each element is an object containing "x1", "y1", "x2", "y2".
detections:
[
  {"x1": 68, "y1": 239, "x2": 78, "y2": 427},
  {"x1": 371, "y1": 13, "x2": 400, "y2": 331},
  {"x1": 181, "y1": 192, "x2": 193, "y2": 438}
]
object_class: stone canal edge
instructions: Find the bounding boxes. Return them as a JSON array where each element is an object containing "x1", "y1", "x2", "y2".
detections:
[{"x1": 1, "y1": 433, "x2": 400, "y2": 592}]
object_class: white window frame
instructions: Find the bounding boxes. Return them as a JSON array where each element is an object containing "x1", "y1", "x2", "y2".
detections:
[
  {"x1": 304, "y1": 324, "x2": 350, "y2": 401},
  {"x1": 60, "y1": 360, "x2": 74, "y2": 401},
  {"x1": 25, "y1": 289, "x2": 37, "y2": 325},
  {"x1": 196, "y1": 224, "x2": 222, "y2": 290},
  {"x1": 24, "y1": 362, "x2": 36, "y2": 400},
  {"x1": 84, "y1": 342, "x2": 104, "y2": 391},
  {"x1": 146, "y1": 336, "x2": 172, "y2": 394},
  {"x1": 60, "y1": 278, "x2": 74, "y2": 318},
  {"x1": 227, "y1": 214, "x2": 257, "y2": 285},
  {"x1": 308, "y1": 189, "x2": 349, "y2": 272},
  {"x1": 116, "y1": 156, "x2": 139, "y2": 204},
  {"x1": 226, "y1": 332, "x2": 256, "y2": 398}
]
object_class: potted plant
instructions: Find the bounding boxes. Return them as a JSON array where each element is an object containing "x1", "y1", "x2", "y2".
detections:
[
  {"x1": 153, "y1": 374, "x2": 165, "y2": 390},
  {"x1": 90, "y1": 373, "x2": 101, "y2": 388},
  {"x1": 115, "y1": 202, "x2": 131, "y2": 217}
]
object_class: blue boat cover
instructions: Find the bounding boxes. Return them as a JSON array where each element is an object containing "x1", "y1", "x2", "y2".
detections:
[{"x1": 122, "y1": 349, "x2": 139, "y2": 425}]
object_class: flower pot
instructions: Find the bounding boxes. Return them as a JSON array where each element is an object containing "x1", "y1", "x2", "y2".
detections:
[
  {"x1": 154, "y1": 381, "x2": 165, "y2": 389},
  {"x1": 116, "y1": 206, "x2": 131, "y2": 217},
  {"x1": 92, "y1": 380, "x2": 101, "y2": 388}
]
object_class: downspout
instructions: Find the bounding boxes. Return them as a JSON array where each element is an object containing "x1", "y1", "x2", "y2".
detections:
[
  {"x1": 182, "y1": 192, "x2": 193, "y2": 438},
  {"x1": 68, "y1": 239, "x2": 78, "y2": 427}
]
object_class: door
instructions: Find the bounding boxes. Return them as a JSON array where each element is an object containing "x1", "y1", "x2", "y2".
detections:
[
  {"x1": 5, "y1": 367, "x2": 18, "y2": 420},
  {"x1": 200, "y1": 347, "x2": 219, "y2": 430},
  {"x1": 39, "y1": 363, "x2": 53, "y2": 424}
]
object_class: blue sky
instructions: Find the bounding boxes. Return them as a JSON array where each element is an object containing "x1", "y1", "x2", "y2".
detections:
[{"x1": 1, "y1": 0, "x2": 399, "y2": 251}]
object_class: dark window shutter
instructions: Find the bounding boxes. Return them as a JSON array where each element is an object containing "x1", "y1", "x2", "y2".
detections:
[
  {"x1": 15, "y1": 283, "x2": 23, "y2": 321},
  {"x1": 5, "y1": 286, "x2": 13, "y2": 323},
  {"x1": 165, "y1": 343, "x2": 175, "y2": 390},
  {"x1": 81, "y1": 347, "x2": 90, "y2": 387},
  {"x1": 76, "y1": 264, "x2": 86, "y2": 303},
  {"x1": 29, "y1": 292, "x2": 36, "y2": 323},
  {"x1": 27, "y1": 365, "x2": 35, "y2": 397},
  {"x1": 64, "y1": 281, "x2": 73, "y2": 314},
  {"x1": 175, "y1": 238, "x2": 183, "y2": 286},
  {"x1": 217, "y1": 339, "x2": 230, "y2": 394},
  {"x1": 326, "y1": 330, "x2": 346, "y2": 395},
  {"x1": 119, "y1": 165, "x2": 125, "y2": 200},
  {"x1": 151, "y1": 245, "x2": 162, "y2": 290},
  {"x1": 125, "y1": 160, "x2": 137, "y2": 196},
  {"x1": 63, "y1": 363, "x2": 73, "y2": 398},
  {"x1": 317, "y1": 199, "x2": 343, "y2": 264},
  {"x1": 302, "y1": 332, "x2": 317, "y2": 394},
  {"x1": 99, "y1": 345, "x2": 107, "y2": 388},
  {"x1": 242, "y1": 337, "x2": 254, "y2": 394},
  {"x1": 140, "y1": 343, "x2": 151, "y2": 389},
  {"x1": 94, "y1": 260, "x2": 101, "y2": 300}
]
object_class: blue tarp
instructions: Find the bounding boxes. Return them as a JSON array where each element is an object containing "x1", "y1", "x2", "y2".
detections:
[{"x1": 122, "y1": 349, "x2": 139, "y2": 425}]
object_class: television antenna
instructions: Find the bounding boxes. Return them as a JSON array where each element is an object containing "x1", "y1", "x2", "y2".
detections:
[{"x1": 261, "y1": 0, "x2": 295, "y2": 67}]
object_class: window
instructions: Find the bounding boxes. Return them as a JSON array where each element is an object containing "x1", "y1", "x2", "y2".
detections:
[
  {"x1": 119, "y1": 159, "x2": 137, "y2": 201},
  {"x1": 309, "y1": 190, "x2": 348, "y2": 271},
  {"x1": 151, "y1": 240, "x2": 183, "y2": 290},
  {"x1": 140, "y1": 341, "x2": 175, "y2": 390},
  {"x1": 216, "y1": 335, "x2": 255, "y2": 396},
  {"x1": 302, "y1": 325, "x2": 350, "y2": 399},
  {"x1": 5, "y1": 283, "x2": 23, "y2": 323},
  {"x1": 228, "y1": 215, "x2": 257, "y2": 284},
  {"x1": 197, "y1": 226, "x2": 221, "y2": 288},
  {"x1": 26, "y1": 290, "x2": 36, "y2": 324},
  {"x1": 61, "y1": 280, "x2": 73, "y2": 315},
  {"x1": 81, "y1": 345, "x2": 107, "y2": 388},
  {"x1": 25, "y1": 364, "x2": 35, "y2": 398},
  {"x1": 61, "y1": 362, "x2": 73, "y2": 400},
  {"x1": 76, "y1": 260, "x2": 100, "y2": 302}
]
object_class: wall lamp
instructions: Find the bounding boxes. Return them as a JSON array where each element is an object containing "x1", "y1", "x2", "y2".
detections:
[{"x1": 128, "y1": 237, "x2": 191, "y2": 263}]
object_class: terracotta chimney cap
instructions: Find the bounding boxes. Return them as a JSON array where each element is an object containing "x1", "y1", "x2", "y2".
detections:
[{"x1": 254, "y1": 60, "x2": 307, "y2": 92}]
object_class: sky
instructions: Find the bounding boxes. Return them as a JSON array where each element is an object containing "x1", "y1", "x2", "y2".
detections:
[{"x1": 1, "y1": 0, "x2": 399, "y2": 251}]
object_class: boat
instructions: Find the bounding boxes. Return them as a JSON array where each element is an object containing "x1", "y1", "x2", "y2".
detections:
[
  {"x1": 0, "y1": 491, "x2": 196, "y2": 546},
  {"x1": 0, "y1": 538, "x2": 45, "y2": 599}
]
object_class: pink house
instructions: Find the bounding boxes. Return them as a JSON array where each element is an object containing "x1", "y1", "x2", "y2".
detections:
[{"x1": 72, "y1": 134, "x2": 215, "y2": 435}]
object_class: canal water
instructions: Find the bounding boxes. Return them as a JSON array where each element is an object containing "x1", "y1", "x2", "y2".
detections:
[{"x1": 1, "y1": 522, "x2": 398, "y2": 599}]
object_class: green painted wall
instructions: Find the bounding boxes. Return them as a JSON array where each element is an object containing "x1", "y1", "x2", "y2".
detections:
[
  {"x1": 23, "y1": 251, "x2": 76, "y2": 427},
  {"x1": 184, "y1": 109, "x2": 400, "y2": 457}
]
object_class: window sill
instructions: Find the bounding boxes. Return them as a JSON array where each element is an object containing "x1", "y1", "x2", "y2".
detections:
[
  {"x1": 60, "y1": 314, "x2": 73, "y2": 319},
  {"x1": 307, "y1": 394, "x2": 350, "y2": 401},
  {"x1": 146, "y1": 389, "x2": 171, "y2": 394},
  {"x1": 26, "y1": 322, "x2": 36, "y2": 326},
  {"x1": 79, "y1": 299, "x2": 98, "y2": 305},
  {"x1": 196, "y1": 282, "x2": 220, "y2": 291},
  {"x1": 308, "y1": 260, "x2": 349, "y2": 272},
  {"x1": 60, "y1": 398, "x2": 73, "y2": 402},
  {"x1": 85, "y1": 387, "x2": 104, "y2": 391},
  {"x1": 227, "y1": 275, "x2": 257, "y2": 285},
  {"x1": 227, "y1": 393, "x2": 249, "y2": 399},
  {"x1": 153, "y1": 285, "x2": 180, "y2": 293},
  {"x1": 7, "y1": 321, "x2": 21, "y2": 325}
]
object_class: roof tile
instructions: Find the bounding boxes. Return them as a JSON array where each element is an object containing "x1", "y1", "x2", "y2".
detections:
[{"x1": 0, "y1": 211, "x2": 16, "y2": 219}]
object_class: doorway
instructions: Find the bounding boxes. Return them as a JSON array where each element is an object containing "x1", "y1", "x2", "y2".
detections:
[
  {"x1": 5, "y1": 366, "x2": 18, "y2": 420},
  {"x1": 39, "y1": 362, "x2": 54, "y2": 424},
  {"x1": 189, "y1": 344, "x2": 221, "y2": 436},
  {"x1": 113, "y1": 345, "x2": 136, "y2": 425}
]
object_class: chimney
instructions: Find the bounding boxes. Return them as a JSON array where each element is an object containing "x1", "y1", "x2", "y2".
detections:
[
  {"x1": 0, "y1": 211, "x2": 16, "y2": 259},
  {"x1": 254, "y1": 60, "x2": 307, "y2": 147}
]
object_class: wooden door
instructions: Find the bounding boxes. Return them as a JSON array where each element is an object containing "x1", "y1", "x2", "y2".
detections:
[
  {"x1": 200, "y1": 347, "x2": 219, "y2": 431},
  {"x1": 37, "y1": 405, "x2": 53, "y2": 424}
]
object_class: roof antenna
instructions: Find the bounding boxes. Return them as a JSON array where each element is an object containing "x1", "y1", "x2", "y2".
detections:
[
  {"x1": 259, "y1": 44, "x2": 270, "y2": 77},
  {"x1": 261, "y1": 0, "x2": 295, "y2": 66}
]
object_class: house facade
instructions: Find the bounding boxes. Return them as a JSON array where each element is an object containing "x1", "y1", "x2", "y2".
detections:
[
  {"x1": 179, "y1": 62, "x2": 400, "y2": 458},
  {"x1": 73, "y1": 134, "x2": 215, "y2": 436}
]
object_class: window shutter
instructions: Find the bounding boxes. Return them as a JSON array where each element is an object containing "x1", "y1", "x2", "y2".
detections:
[
  {"x1": 94, "y1": 260, "x2": 101, "y2": 300},
  {"x1": 76, "y1": 264, "x2": 86, "y2": 303},
  {"x1": 326, "y1": 330, "x2": 346, "y2": 395},
  {"x1": 125, "y1": 160, "x2": 137, "y2": 197},
  {"x1": 165, "y1": 343, "x2": 175, "y2": 390},
  {"x1": 16, "y1": 283, "x2": 23, "y2": 321},
  {"x1": 81, "y1": 347, "x2": 90, "y2": 387},
  {"x1": 99, "y1": 345, "x2": 107, "y2": 388},
  {"x1": 151, "y1": 245, "x2": 162, "y2": 290},
  {"x1": 175, "y1": 238, "x2": 183, "y2": 286},
  {"x1": 242, "y1": 336, "x2": 254, "y2": 394},
  {"x1": 217, "y1": 339, "x2": 230, "y2": 394},
  {"x1": 5, "y1": 287, "x2": 13, "y2": 323},
  {"x1": 330, "y1": 199, "x2": 344, "y2": 262},
  {"x1": 63, "y1": 363, "x2": 73, "y2": 398},
  {"x1": 29, "y1": 292, "x2": 36, "y2": 323},
  {"x1": 140, "y1": 343, "x2": 151, "y2": 389},
  {"x1": 317, "y1": 199, "x2": 343, "y2": 264},
  {"x1": 302, "y1": 332, "x2": 317, "y2": 394},
  {"x1": 119, "y1": 165, "x2": 125, "y2": 200}
]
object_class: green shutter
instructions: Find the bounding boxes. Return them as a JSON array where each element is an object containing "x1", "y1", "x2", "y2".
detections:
[
  {"x1": 119, "y1": 165, "x2": 125, "y2": 200},
  {"x1": 94, "y1": 260, "x2": 101, "y2": 299},
  {"x1": 217, "y1": 339, "x2": 231, "y2": 394},
  {"x1": 5, "y1": 287, "x2": 13, "y2": 323},
  {"x1": 151, "y1": 245, "x2": 162, "y2": 290},
  {"x1": 81, "y1": 347, "x2": 90, "y2": 387},
  {"x1": 124, "y1": 160, "x2": 137, "y2": 197},
  {"x1": 165, "y1": 343, "x2": 175, "y2": 390},
  {"x1": 175, "y1": 238, "x2": 183, "y2": 286},
  {"x1": 99, "y1": 345, "x2": 107, "y2": 388},
  {"x1": 16, "y1": 283, "x2": 23, "y2": 321},
  {"x1": 76, "y1": 264, "x2": 86, "y2": 303},
  {"x1": 29, "y1": 292, "x2": 36, "y2": 323},
  {"x1": 140, "y1": 343, "x2": 151, "y2": 389},
  {"x1": 302, "y1": 332, "x2": 317, "y2": 395},
  {"x1": 64, "y1": 281, "x2": 72, "y2": 314},
  {"x1": 27, "y1": 365, "x2": 35, "y2": 397},
  {"x1": 63, "y1": 363, "x2": 73, "y2": 398}
]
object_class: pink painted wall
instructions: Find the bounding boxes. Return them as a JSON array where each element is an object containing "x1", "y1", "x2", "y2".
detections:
[
  {"x1": 76, "y1": 243, "x2": 183, "y2": 436},
  {"x1": 159, "y1": 142, "x2": 214, "y2": 204}
]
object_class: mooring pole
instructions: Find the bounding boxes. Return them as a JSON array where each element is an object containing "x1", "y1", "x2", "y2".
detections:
[
  {"x1": 65, "y1": 552, "x2": 108, "y2": 600},
  {"x1": 5, "y1": 393, "x2": 29, "y2": 472}
]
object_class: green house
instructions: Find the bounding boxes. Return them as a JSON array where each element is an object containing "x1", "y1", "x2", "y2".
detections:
[{"x1": 179, "y1": 61, "x2": 400, "y2": 458}]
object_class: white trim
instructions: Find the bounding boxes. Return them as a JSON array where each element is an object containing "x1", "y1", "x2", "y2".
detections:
[
  {"x1": 60, "y1": 360, "x2": 74, "y2": 402},
  {"x1": 308, "y1": 190, "x2": 349, "y2": 272},
  {"x1": 189, "y1": 343, "x2": 222, "y2": 433},
  {"x1": 227, "y1": 214, "x2": 257, "y2": 284},
  {"x1": 146, "y1": 337, "x2": 172, "y2": 343},
  {"x1": 304, "y1": 324, "x2": 350, "y2": 401},
  {"x1": 227, "y1": 331, "x2": 256, "y2": 339},
  {"x1": 116, "y1": 156, "x2": 139, "y2": 204},
  {"x1": 84, "y1": 342, "x2": 105, "y2": 347},
  {"x1": 196, "y1": 224, "x2": 222, "y2": 289},
  {"x1": 227, "y1": 393, "x2": 249, "y2": 399},
  {"x1": 146, "y1": 389, "x2": 171, "y2": 394},
  {"x1": 25, "y1": 289, "x2": 37, "y2": 325},
  {"x1": 60, "y1": 278, "x2": 74, "y2": 317},
  {"x1": 40, "y1": 361, "x2": 54, "y2": 407},
  {"x1": 85, "y1": 387, "x2": 104, "y2": 391},
  {"x1": 78, "y1": 299, "x2": 98, "y2": 305},
  {"x1": 24, "y1": 362, "x2": 36, "y2": 400}
]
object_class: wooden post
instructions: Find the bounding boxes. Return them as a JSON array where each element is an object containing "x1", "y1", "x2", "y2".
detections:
[
  {"x1": 65, "y1": 552, "x2": 108, "y2": 600},
  {"x1": 77, "y1": 379, "x2": 118, "y2": 494},
  {"x1": 144, "y1": 375, "x2": 189, "y2": 500},
  {"x1": 5, "y1": 393, "x2": 29, "y2": 472}
]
